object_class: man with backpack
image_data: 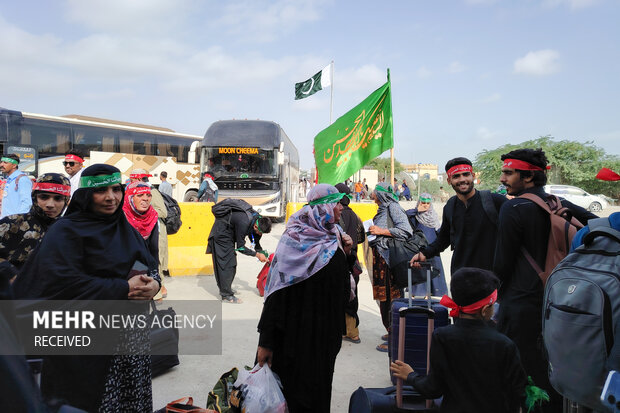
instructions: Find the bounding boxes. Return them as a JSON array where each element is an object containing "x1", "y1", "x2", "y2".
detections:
[
  {"x1": 207, "y1": 199, "x2": 272, "y2": 303},
  {"x1": 0, "y1": 154, "x2": 32, "y2": 218},
  {"x1": 493, "y1": 148, "x2": 597, "y2": 412},
  {"x1": 410, "y1": 157, "x2": 507, "y2": 273}
]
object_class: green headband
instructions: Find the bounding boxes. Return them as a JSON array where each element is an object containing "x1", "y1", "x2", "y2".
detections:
[
  {"x1": 419, "y1": 196, "x2": 432, "y2": 202},
  {"x1": 375, "y1": 185, "x2": 398, "y2": 201},
  {"x1": 1, "y1": 157, "x2": 18, "y2": 165},
  {"x1": 79, "y1": 172, "x2": 122, "y2": 188},
  {"x1": 308, "y1": 192, "x2": 351, "y2": 206}
]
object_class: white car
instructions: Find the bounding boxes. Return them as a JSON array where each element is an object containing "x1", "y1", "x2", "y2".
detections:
[{"x1": 544, "y1": 184, "x2": 609, "y2": 212}]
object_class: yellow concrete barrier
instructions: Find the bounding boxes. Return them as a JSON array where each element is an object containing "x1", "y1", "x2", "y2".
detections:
[
  {"x1": 169, "y1": 201, "x2": 379, "y2": 276},
  {"x1": 167, "y1": 202, "x2": 215, "y2": 276}
]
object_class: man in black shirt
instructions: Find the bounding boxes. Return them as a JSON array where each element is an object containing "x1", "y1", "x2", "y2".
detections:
[
  {"x1": 207, "y1": 207, "x2": 272, "y2": 303},
  {"x1": 494, "y1": 148, "x2": 597, "y2": 412},
  {"x1": 410, "y1": 157, "x2": 506, "y2": 273}
]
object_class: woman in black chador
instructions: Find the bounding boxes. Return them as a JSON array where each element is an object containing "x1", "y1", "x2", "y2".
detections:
[
  {"x1": 13, "y1": 164, "x2": 160, "y2": 412},
  {"x1": 256, "y1": 184, "x2": 354, "y2": 412}
]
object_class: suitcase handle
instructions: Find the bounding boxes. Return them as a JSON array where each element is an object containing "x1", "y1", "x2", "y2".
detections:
[{"x1": 398, "y1": 305, "x2": 436, "y2": 319}]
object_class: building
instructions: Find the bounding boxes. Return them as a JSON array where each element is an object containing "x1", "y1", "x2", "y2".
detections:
[{"x1": 402, "y1": 163, "x2": 439, "y2": 181}]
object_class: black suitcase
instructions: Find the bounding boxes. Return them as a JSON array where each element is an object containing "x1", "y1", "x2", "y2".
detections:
[
  {"x1": 349, "y1": 386, "x2": 430, "y2": 413},
  {"x1": 149, "y1": 301, "x2": 180, "y2": 377},
  {"x1": 348, "y1": 264, "x2": 438, "y2": 412},
  {"x1": 390, "y1": 265, "x2": 449, "y2": 384}
]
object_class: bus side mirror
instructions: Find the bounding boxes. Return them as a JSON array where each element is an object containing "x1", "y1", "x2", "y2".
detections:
[
  {"x1": 277, "y1": 151, "x2": 284, "y2": 165},
  {"x1": 188, "y1": 141, "x2": 199, "y2": 164}
]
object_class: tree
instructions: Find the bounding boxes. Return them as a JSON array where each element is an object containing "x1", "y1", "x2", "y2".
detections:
[
  {"x1": 367, "y1": 156, "x2": 404, "y2": 180},
  {"x1": 474, "y1": 136, "x2": 620, "y2": 199}
]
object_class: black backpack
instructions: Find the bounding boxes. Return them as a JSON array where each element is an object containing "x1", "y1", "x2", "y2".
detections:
[
  {"x1": 160, "y1": 192, "x2": 182, "y2": 235},
  {"x1": 542, "y1": 217, "x2": 620, "y2": 411},
  {"x1": 211, "y1": 199, "x2": 258, "y2": 225}
]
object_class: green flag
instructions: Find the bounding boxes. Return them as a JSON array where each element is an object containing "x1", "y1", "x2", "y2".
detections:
[
  {"x1": 295, "y1": 64, "x2": 332, "y2": 100},
  {"x1": 314, "y1": 79, "x2": 393, "y2": 185}
]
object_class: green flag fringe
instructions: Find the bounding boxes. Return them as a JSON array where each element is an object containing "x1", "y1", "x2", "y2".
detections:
[{"x1": 525, "y1": 376, "x2": 550, "y2": 412}]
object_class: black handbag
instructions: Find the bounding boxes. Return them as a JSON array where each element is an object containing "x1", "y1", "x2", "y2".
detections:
[
  {"x1": 149, "y1": 300, "x2": 180, "y2": 377},
  {"x1": 388, "y1": 229, "x2": 436, "y2": 289}
]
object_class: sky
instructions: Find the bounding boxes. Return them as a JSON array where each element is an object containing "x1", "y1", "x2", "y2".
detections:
[{"x1": 1, "y1": 0, "x2": 619, "y2": 171}]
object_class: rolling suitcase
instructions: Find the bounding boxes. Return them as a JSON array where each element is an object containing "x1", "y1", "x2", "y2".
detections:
[
  {"x1": 348, "y1": 263, "x2": 439, "y2": 412},
  {"x1": 390, "y1": 264, "x2": 449, "y2": 384}
]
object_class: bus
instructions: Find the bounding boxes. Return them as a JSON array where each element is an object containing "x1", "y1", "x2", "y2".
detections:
[
  {"x1": 0, "y1": 108, "x2": 203, "y2": 201},
  {"x1": 197, "y1": 120, "x2": 299, "y2": 219}
]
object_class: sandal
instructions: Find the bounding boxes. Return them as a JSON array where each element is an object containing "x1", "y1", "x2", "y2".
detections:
[
  {"x1": 343, "y1": 336, "x2": 361, "y2": 344},
  {"x1": 222, "y1": 296, "x2": 243, "y2": 304},
  {"x1": 381, "y1": 333, "x2": 389, "y2": 341},
  {"x1": 376, "y1": 343, "x2": 389, "y2": 352}
]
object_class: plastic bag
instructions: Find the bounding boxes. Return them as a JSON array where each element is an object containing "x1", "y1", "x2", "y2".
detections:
[{"x1": 233, "y1": 364, "x2": 288, "y2": 413}]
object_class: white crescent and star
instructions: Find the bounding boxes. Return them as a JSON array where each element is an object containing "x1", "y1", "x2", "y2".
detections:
[{"x1": 301, "y1": 77, "x2": 315, "y2": 95}]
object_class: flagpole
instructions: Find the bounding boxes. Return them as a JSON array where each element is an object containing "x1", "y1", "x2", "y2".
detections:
[
  {"x1": 387, "y1": 68, "x2": 394, "y2": 190},
  {"x1": 329, "y1": 60, "x2": 334, "y2": 125},
  {"x1": 390, "y1": 149, "x2": 395, "y2": 190}
]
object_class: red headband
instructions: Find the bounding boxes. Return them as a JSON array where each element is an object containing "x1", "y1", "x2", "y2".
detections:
[
  {"x1": 129, "y1": 173, "x2": 152, "y2": 179},
  {"x1": 204, "y1": 173, "x2": 213, "y2": 179},
  {"x1": 439, "y1": 290, "x2": 497, "y2": 317},
  {"x1": 64, "y1": 154, "x2": 84, "y2": 163},
  {"x1": 32, "y1": 182, "x2": 71, "y2": 197},
  {"x1": 502, "y1": 159, "x2": 549, "y2": 171},
  {"x1": 447, "y1": 164, "x2": 472, "y2": 178},
  {"x1": 126, "y1": 186, "x2": 151, "y2": 196}
]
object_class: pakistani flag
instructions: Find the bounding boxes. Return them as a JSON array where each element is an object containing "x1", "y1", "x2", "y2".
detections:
[
  {"x1": 314, "y1": 78, "x2": 393, "y2": 185},
  {"x1": 294, "y1": 64, "x2": 332, "y2": 100}
]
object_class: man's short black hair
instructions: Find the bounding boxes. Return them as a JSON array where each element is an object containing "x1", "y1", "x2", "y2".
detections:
[
  {"x1": 450, "y1": 267, "x2": 499, "y2": 307},
  {"x1": 256, "y1": 217, "x2": 272, "y2": 234},
  {"x1": 501, "y1": 148, "x2": 548, "y2": 187},
  {"x1": 445, "y1": 157, "x2": 472, "y2": 173},
  {"x1": 160, "y1": 171, "x2": 168, "y2": 178},
  {"x1": 65, "y1": 149, "x2": 85, "y2": 160},
  {"x1": 4, "y1": 153, "x2": 20, "y2": 164}
]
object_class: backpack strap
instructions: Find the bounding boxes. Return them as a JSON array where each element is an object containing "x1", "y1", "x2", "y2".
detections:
[
  {"x1": 583, "y1": 217, "x2": 620, "y2": 246},
  {"x1": 479, "y1": 190, "x2": 499, "y2": 227},
  {"x1": 444, "y1": 196, "x2": 457, "y2": 245},
  {"x1": 519, "y1": 193, "x2": 584, "y2": 229},
  {"x1": 14, "y1": 173, "x2": 27, "y2": 191}
]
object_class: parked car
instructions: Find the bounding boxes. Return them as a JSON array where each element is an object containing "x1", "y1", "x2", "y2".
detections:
[{"x1": 544, "y1": 184, "x2": 609, "y2": 212}]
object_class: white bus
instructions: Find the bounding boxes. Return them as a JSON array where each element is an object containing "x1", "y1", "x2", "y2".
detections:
[
  {"x1": 0, "y1": 108, "x2": 202, "y2": 200},
  {"x1": 197, "y1": 120, "x2": 299, "y2": 219}
]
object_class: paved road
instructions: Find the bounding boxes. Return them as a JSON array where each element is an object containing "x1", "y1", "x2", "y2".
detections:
[{"x1": 152, "y1": 203, "x2": 619, "y2": 411}]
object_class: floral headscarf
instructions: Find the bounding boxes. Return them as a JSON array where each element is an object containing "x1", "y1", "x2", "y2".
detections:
[
  {"x1": 415, "y1": 192, "x2": 441, "y2": 230},
  {"x1": 263, "y1": 184, "x2": 346, "y2": 299}
]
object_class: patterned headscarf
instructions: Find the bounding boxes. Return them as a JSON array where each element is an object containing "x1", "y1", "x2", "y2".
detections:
[
  {"x1": 415, "y1": 192, "x2": 441, "y2": 230},
  {"x1": 263, "y1": 184, "x2": 344, "y2": 299},
  {"x1": 31, "y1": 173, "x2": 71, "y2": 223},
  {"x1": 371, "y1": 182, "x2": 413, "y2": 265}
]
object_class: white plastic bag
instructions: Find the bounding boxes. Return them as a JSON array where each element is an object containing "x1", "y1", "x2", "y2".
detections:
[{"x1": 233, "y1": 363, "x2": 288, "y2": 413}]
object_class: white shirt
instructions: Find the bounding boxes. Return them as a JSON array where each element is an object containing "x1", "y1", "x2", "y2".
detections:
[{"x1": 69, "y1": 168, "x2": 83, "y2": 197}]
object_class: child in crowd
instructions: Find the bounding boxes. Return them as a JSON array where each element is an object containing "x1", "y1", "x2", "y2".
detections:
[{"x1": 390, "y1": 267, "x2": 534, "y2": 413}]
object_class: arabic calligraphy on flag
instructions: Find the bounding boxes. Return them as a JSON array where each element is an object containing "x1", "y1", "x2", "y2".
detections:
[{"x1": 313, "y1": 79, "x2": 393, "y2": 185}]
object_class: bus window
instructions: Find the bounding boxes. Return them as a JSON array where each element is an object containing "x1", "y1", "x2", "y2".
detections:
[
  {"x1": 72, "y1": 125, "x2": 118, "y2": 154},
  {"x1": 19, "y1": 119, "x2": 71, "y2": 156},
  {"x1": 120, "y1": 130, "x2": 155, "y2": 156},
  {"x1": 202, "y1": 147, "x2": 276, "y2": 178}
]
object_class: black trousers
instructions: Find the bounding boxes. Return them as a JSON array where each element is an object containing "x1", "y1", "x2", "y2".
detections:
[{"x1": 211, "y1": 250, "x2": 236, "y2": 298}]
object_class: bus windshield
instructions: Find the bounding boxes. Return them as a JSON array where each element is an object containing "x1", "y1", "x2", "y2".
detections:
[{"x1": 201, "y1": 147, "x2": 277, "y2": 179}]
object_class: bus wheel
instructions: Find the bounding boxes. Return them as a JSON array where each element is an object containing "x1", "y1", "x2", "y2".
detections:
[{"x1": 184, "y1": 190, "x2": 198, "y2": 202}]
